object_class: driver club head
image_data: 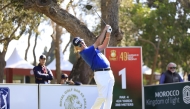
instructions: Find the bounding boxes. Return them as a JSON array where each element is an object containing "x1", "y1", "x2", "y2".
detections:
[
  {"x1": 85, "y1": 5, "x2": 93, "y2": 10},
  {"x1": 85, "y1": 4, "x2": 107, "y2": 25}
]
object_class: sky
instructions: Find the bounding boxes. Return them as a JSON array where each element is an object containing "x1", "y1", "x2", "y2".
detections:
[
  {"x1": 4, "y1": 0, "x2": 99, "y2": 64},
  {"x1": 5, "y1": 22, "x2": 71, "y2": 63}
]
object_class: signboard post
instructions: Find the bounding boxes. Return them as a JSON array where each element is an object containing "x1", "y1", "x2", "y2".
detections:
[{"x1": 105, "y1": 47, "x2": 143, "y2": 109}]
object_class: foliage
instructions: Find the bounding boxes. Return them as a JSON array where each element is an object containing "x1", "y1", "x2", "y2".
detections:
[
  {"x1": 0, "y1": 0, "x2": 45, "y2": 83},
  {"x1": 119, "y1": 0, "x2": 136, "y2": 46},
  {"x1": 0, "y1": 0, "x2": 45, "y2": 51},
  {"x1": 120, "y1": 0, "x2": 190, "y2": 75}
]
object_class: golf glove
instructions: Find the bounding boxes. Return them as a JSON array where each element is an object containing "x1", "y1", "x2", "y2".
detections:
[{"x1": 107, "y1": 26, "x2": 112, "y2": 33}]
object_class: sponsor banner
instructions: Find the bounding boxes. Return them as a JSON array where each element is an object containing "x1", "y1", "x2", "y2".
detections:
[
  {"x1": 144, "y1": 82, "x2": 190, "y2": 109},
  {"x1": 0, "y1": 87, "x2": 9, "y2": 109},
  {"x1": 39, "y1": 85, "x2": 98, "y2": 109},
  {"x1": 105, "y1": 47, "x2": 143, "y2": 109},
  {"x1": 0, "y1": 84, "x2": 38, "y2": 109}
]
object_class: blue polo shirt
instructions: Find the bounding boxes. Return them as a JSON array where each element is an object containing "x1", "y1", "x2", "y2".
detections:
[{"x1": 80, "y1": 45, "x2": 110, "y2": 71}]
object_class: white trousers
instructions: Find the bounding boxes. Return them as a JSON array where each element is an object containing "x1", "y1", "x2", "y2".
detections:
[{"x1": 91, "y1": 70, "x2": 115, "y2": 109}]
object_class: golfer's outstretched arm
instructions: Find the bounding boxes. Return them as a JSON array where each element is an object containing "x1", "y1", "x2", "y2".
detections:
[
  {"x1": 93, "y1": 25, "x2": 110, "y2": 48},
  {"x1": 98, "y1": 32, "x2": 111, "y2": 51}
]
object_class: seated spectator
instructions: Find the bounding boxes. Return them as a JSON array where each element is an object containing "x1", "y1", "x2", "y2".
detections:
[{"x1": 60, "y1": 73, "x2": 82, "y2": 85}]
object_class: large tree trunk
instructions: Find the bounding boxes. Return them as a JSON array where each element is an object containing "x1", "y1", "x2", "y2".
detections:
[
  {"x1": 24, "y1": 0, "x2": 123, "y2": 84},
  {"x1": 69, "y1": 57, "x2": 94, "y2": 84},
  {"x1": 55, "y1": 25, "x2": 62, "y2": 83},
  {"x1": 0, "y1": 52, "x2": 6, "y2": 83},
  {"x1": 101, "y1": 0, "x2": 122, "y2": 46}
]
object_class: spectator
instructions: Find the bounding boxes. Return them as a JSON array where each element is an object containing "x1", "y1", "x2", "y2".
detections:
[
  {"x1": 187, "y1": 73, "x2": 190, "y2": 81},
  {"x1": 60, "y1": 73, "x2": 82, "y2": 85},
  {"x1": 159, "y1": 62, "x2": 183, "y2": 84},
  {"x1": 33, "y1": 55, "x2": 53, "y2": 84}
]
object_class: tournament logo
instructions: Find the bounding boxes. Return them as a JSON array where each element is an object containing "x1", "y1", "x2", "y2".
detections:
[
  {"x1": 60, "y1": 88, "x2": 87, "y2": 109},
  {"x1": 183, "y1": 85, "x2": 190, "y2": 104},
  {"x1": 0, "y1": 87, "x2": 10, "y2": 109},
  {"x1": 109, "y1": 50, "x2": 117, "y2": 61}
]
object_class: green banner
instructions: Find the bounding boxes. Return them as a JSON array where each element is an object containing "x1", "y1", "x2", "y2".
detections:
[{"x1": 144, "y1": 82, "x2": 190, "y2": 109}]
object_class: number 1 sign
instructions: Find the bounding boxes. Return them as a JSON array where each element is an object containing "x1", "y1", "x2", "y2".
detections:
[{"x1": 105, "y1": 47, "x2": 143, "y2": 109}]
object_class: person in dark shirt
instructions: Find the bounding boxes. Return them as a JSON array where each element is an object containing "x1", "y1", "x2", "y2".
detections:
[
  {"x1": 33, "y1": 55, "x2": 53, "y2": 84},
  {"x1": 60, "y1": 73, "x2": 82, "y2": 85},
  {"x1": 159, "y1": 62, "x2": 183, "y2": 84},
  {"x1": 187, "y1": 73, "x2": 190, "y2": 81}
]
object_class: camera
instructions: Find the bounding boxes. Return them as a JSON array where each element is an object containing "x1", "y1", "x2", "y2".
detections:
[{"x1": 66, "y1": 81, "x2": 70, "y2": 84}]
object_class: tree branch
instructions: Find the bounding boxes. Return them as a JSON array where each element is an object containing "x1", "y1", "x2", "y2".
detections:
[
  {"x1": 0, "y1": 38, "x2": 10, "y2": 43},
  {"x1": 0, "y1": 2, "x2": 12, "y2": 11},
  {"x1": 36, "y1": 0, "x2": 51, "y2": 7},
  {"x1": 24, "y1": 0, "x2": 95, "y2": 45},
  {"x1": 138, "y1": 38, "x2": 157, "y2": 50},
  {"x1": 45, "y1": 31, "x2": 55, "y2": 60},
  {"x1": 0, "y1": 24, "x2": 26, "y2": 46},
  {"x1": 63, "y1": 37, "x2": 72, "y2": 54},
  {"x1": 25, "y1": 29, "x2": 32, "y2": 61},
  {"x1": 3, "y1": 22, "x2": 21, "y2": 52},
  {"x1": 33, "y1": 33, "x2": 38, "y2": 66},
  {"x1": 9, "y1": 23, "x2": 21, "y2": 40}
]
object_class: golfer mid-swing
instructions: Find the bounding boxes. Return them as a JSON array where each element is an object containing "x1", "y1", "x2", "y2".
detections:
[{"x1": 72, "y1": 25, "x2": 115, "y2": 109}]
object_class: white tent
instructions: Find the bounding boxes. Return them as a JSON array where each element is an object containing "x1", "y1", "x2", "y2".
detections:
[
  {"x1": 5, "y1": 48, "x2": 34, "y2": 69},
  {"x1": 47, "y1": 59, "x2": 73, "y2": 71},
  {"x1": 142, "y1": 65, "x2": 152, "y2": 75},
  {"x1": 47, "y1": 46, "x2": 73, "y2": 71}
]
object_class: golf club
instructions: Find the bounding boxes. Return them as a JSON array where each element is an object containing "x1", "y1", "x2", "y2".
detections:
[{"x1": 85, "y1": 4, "x2": 107, "y2": 25}]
